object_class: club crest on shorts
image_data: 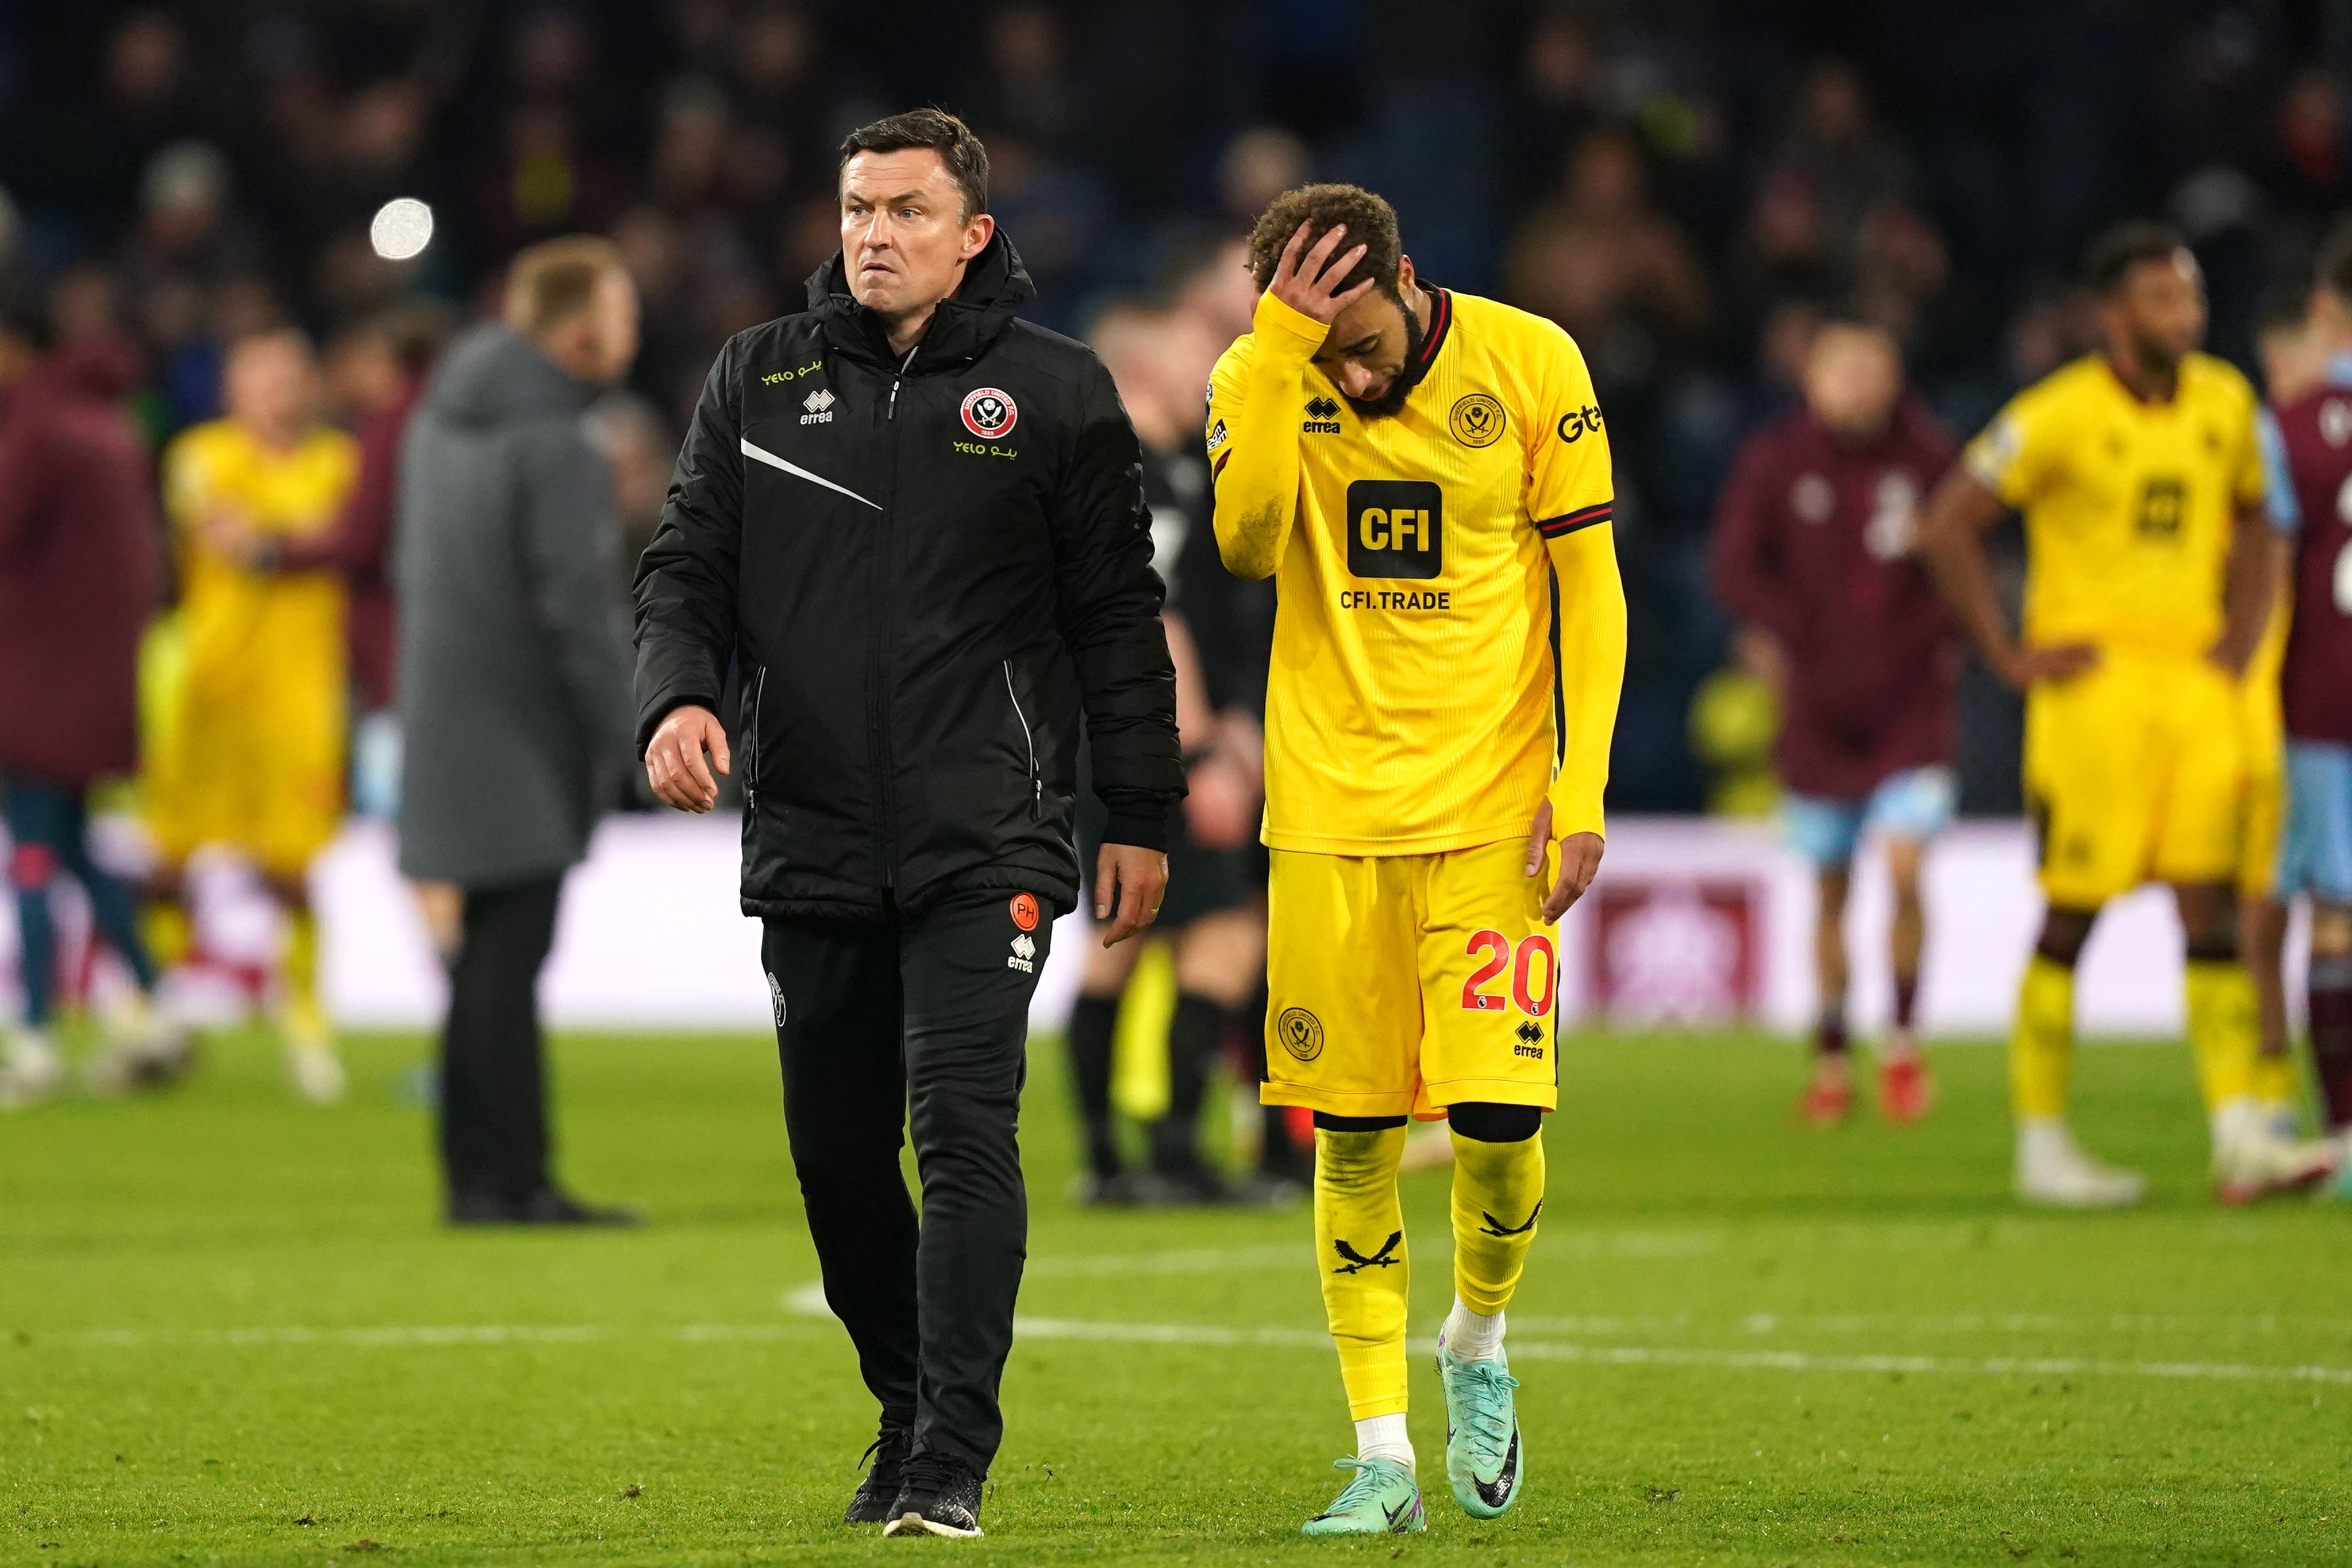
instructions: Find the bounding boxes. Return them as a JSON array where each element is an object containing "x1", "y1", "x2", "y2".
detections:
[
  {"x1": 1009, "y1": 891, "x2": 1040, "y2": 931},
  {"x1": 961, "y1": 386, "x2": 1018, "y2": 439},
  {"x1": 1276, "y1": 1006, "x2": 1324, "y2": 1062}
]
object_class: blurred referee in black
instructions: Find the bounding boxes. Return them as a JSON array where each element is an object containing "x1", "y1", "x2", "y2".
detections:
[{"x1": 632, "y1": 110, "x2": 1182, "y2": 1539}]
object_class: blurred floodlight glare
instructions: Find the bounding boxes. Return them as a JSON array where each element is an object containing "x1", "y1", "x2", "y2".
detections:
[{"x1": 369, "y1": 198, "x2": 434, "y2": 261}]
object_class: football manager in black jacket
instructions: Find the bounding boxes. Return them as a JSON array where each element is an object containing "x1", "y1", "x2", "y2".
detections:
[{"x1": 632, "y1": 109, "x2": 1182, "y2": 1539}]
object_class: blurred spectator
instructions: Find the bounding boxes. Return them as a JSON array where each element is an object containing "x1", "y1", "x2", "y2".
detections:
[
  {"x1": 584, "y1": 389, "x2": 675, "y2": 591},
  {"x1": 143, "y1": 328, "x2": 358, "y2": 1104},
  {"x1": 396, "y1": 237, "x2": 638, "y2": 1227},
  {"x1": 1504, "y1": 128, "x2": 1708, "y2": 367},
  {"x1": 0, "y1": 299, "x2": 188, "y2": 1105},
  {"x1": 1216, "y1": 128, "x2": 1312, "y2": 232}
]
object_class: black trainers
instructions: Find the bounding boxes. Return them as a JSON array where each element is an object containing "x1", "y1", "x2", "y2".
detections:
[
  {"x1": 844, "y1": 1423, "x2": 913, "y2": 1524},
  {"x1": 881, "y1": 1450, "x2": 986, "y2": 1538}
]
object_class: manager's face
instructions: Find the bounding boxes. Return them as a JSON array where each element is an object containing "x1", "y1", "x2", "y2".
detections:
[{"x1": 838, "y1": 149, "x2": 993, "y2": 323}]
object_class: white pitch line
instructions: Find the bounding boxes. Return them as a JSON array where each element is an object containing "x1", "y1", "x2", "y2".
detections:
[{"x1": 33, "y1": 1308, "x2": 2352, "y2": 1389}]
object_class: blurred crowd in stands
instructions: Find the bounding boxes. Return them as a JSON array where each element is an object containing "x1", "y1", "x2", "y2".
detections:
[{"x1": 3, "y1": 0, "x2": 2350, "y2": 815}]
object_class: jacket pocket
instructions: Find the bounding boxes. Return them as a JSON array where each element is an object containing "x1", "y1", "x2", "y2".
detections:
[
  {"x1": 743, "y1": 666, "x2": 768, "y2": 818},
  {"x1": 1002, "y1": 658, "x2": 1041, "y2": 820}
]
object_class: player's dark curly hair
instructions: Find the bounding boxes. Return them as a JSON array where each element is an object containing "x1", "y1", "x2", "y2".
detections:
[
  {"x1": 1246, "y1": 184, "x2": 1402, "y2": 299},
  {"x1": 2082, "y1": 220, "x2": 2189, "y2": 296},
  {"x1": 840, "y1": 107, "x2": 990, "y2": 223}
]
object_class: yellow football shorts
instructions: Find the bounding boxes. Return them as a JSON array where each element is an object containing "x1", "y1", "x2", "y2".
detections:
[
  {"x1": 1262, "y1": 837, "x2": 1560, "y2": 1119},
  {"x1": 2024, "y1": 647, "x2": 2246, "y2": 908},
  {"x1": 144, "y1": 650, "x2": 346, "y2": 880},
  {"x1": 2238, "y1": 625, "x2": 2286, "y2": 902}
]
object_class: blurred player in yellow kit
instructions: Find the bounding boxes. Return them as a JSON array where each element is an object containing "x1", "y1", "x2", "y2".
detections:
[
  {"x1": 144, "y1": 329, "x2": 358, "y2": 1103},
  {"x1": 1212, "y1": 186, "x2": 1624, "y2": 1534},
  {"x1": 1921, "y1": 222, "x2": 2336, "y2": 1205}
]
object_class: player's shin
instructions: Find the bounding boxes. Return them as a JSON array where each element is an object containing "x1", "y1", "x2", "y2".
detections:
[
  {"x1": 1312, "y1": 1122, "x2": 1411, "y2": 1462},
  {"x1": 2184, "y1": 952, "x2": 2262, "y2": 1138},
  {"x1": 2311, "y1": 907, "x2": 2352, "y2": 1141},
  {"x1": 1445, "y1": 1118, "x2": 1543, "y2": 1359},
  {"x1": 2011, "y1": 955, "x2": 2076, "y2": 1124}
]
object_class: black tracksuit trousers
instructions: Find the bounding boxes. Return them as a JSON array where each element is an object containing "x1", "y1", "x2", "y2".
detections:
[{"x1": 761, "y1": 888, "x2": 1049, "y2": 1474}]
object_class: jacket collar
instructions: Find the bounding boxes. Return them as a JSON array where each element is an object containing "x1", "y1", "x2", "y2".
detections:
[{"x1": 807, "y1": 229, "x2": 1036, "y2": 372}]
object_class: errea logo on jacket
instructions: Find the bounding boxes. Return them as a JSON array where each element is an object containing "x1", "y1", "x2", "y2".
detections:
[{"x1": 800, "y1": 387, "x2": 835, "y2": 425}]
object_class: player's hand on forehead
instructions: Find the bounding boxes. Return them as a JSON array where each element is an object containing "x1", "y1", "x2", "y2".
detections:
[{"x1": 1269, "y1": 221, "x2": 1376, "y2": 328}]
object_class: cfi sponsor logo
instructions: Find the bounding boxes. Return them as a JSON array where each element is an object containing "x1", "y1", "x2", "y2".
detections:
[
  {"x1": 961, "y1": 386, "x2": 1018, "y2": 439},
  {"x1": 800, "y1": 387, "x2": 836, "y2": 425},
  {"x1": 1007, "y1": 930, "x2": 1037, "y2": 974}
]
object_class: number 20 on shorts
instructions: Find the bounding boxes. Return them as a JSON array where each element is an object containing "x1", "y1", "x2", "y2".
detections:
[{"x1": 1461, "y1": 930, "x2": 1557, "y2": 1016}]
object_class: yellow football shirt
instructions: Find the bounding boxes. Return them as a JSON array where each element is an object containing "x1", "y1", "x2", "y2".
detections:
[
  {"x1": 163, "y1": 419, "x2": 359, "y2": 683},
  {"x1": 146, "y1": 419, "x2": 358, "y2": 872},
  {"x1": 1964, "y1": 353, "x2": 2265, "y2": 656},
  {"x1": 1209, "y1": 286, "x2": 1616, "y2": 855}
]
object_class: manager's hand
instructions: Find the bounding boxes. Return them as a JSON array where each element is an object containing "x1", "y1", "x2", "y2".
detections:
[
  {"x1": 1095, "y1": 842, "x2": 1169, "y2": 949},
  {"x1": 646, "y1": 703, "x2": 730, "y2": 812}
]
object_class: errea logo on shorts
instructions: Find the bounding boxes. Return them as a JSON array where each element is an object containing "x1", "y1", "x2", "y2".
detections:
[{"x1": 1007, "y1": 931, "x2": 1037, "y2": 974}]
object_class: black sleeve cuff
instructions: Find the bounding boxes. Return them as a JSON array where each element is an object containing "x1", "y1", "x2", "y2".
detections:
[{"x1": 1101, "y1": 805, "x2": 1175, "y2": 854}]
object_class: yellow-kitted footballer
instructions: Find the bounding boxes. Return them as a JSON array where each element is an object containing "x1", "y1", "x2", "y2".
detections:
[
  {"x1": 1210, "y1": 184, "x2": 1625, "y2": 1536},
  {"x1": 142, "y1": 330, "x2": 356, "y2": 1103},
  {"x1": 147, "y1": 377, "x2": 357, "y2": 876},
  {"x1": 1922, "y1": 219, "x2": 2334, "y2": 1211}
]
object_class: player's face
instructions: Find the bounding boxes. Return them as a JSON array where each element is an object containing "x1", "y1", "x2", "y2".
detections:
[
  {"x1": 1801, "y1": 323, "x2": 1901, "y2": 439},
  {"x1": 839, "y1": 150, "x2": 994, "y2": 323},
  {"x1": 224, "y1": 336, "x2": 315, "y2": 433},
  {"x1": 1312, "y1": 257, "x2": 1423, "y2": 419},
  {"x1": 2110, "y1": 251, "x2": 2206, "y2": 371}
]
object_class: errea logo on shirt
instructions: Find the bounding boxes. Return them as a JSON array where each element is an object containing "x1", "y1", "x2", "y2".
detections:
[{"x1": 1303, "y1": 396, "x2": 1342, "y2": 434}]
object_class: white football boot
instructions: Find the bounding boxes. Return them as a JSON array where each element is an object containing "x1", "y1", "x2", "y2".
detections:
[
  {"x1": 0, "y1": 1027, "x2": 67, "y2": 1109},
  {"x1": 2015, "y1": 1119, "x2": 2145, "y2": 1208}
]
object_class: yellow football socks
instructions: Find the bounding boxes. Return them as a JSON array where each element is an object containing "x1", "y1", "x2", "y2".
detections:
[
  {"x1": 142, "y1": 900, "x2": 191, "y2": 970},
  {"x1": 282, "y1": 910, "x2": 328, "y2": 1044},
  {"x1": 2184, "y1": 959, "x2": 2259, "y2": 1116},
  {"x1": 2011, "y1": 956, "x2": 2076, "y2": 1120},
  {"x1": 1448, "y1": 1128, "x2": 1544, "y2": 1316},
  {"x1": 1313, "y1": 1124, "x2": 1410, "y2": 1420},
  {"x1": 2248, "y1": 1046, "x2": 2300, "y2": 1120}
]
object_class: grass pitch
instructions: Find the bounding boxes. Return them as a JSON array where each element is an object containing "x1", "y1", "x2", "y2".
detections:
[{"x1": 5, "y1": 1023, "x2": 2350, "y2": 1567}]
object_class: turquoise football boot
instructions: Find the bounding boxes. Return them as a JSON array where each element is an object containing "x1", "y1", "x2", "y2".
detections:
[
  {"x1": 1301, "y1": 1457, "x2": 1425, "y2": 1536},
  {"x1": 1438, "y1": 1340, "x2": 1525, "y2": 1518}
]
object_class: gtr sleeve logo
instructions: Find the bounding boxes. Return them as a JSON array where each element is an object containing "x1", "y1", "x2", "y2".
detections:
[{"x1": 961, "y1": 387, "x2": 1018, "y2": 438}]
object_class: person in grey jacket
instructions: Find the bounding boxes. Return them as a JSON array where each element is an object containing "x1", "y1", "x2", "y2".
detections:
[{"x1": 396, "y1": 236, "x2": 640, "y2": 1226}]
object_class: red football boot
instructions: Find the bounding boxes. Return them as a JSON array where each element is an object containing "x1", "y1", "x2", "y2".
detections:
[
  {"x1": 1796, "y1": 1060, "x2": 1853, "y2": 1127},
  {"x1": 1878, "y1": 1050, "x2": 1934, "y2": 1124}
]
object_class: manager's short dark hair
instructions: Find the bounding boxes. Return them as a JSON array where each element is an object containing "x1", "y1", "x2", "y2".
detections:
[
  {"x1": 839, "y1": 109, "x2": 990, "y2": 223},
  {"x1": 1245, "y1": 184, "x2": 1402, "y2": 299},
  {"x1": 2083, "y1": 220, "x2": 2191, "y2": 296}
]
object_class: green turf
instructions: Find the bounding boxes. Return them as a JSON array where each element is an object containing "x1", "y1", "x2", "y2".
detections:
[{"x1": 5, "y1": 1023, "x2": 2350, "y2": 1567}]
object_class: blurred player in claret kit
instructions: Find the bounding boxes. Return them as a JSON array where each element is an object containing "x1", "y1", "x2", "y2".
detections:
[
  {"x1": 1711, "y1": 315, "x2": 1960, "y2": 1127},
  {"x1": 2257, "y1": 237, "x2": 2352, "y2": 1197},
  {"x1": 143, "y1": 329, "x2": 359, "y2": 1105},
  {"x1": 1211, "y1": 185, "x2": 1625, "y2": 1534},
  {"x1": 2241, "y1": 298, "x2": 2319, "y2": 1134},
  {"x1": 1920, "y1": 221, "x2": 2337, "y2": 1208}
]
